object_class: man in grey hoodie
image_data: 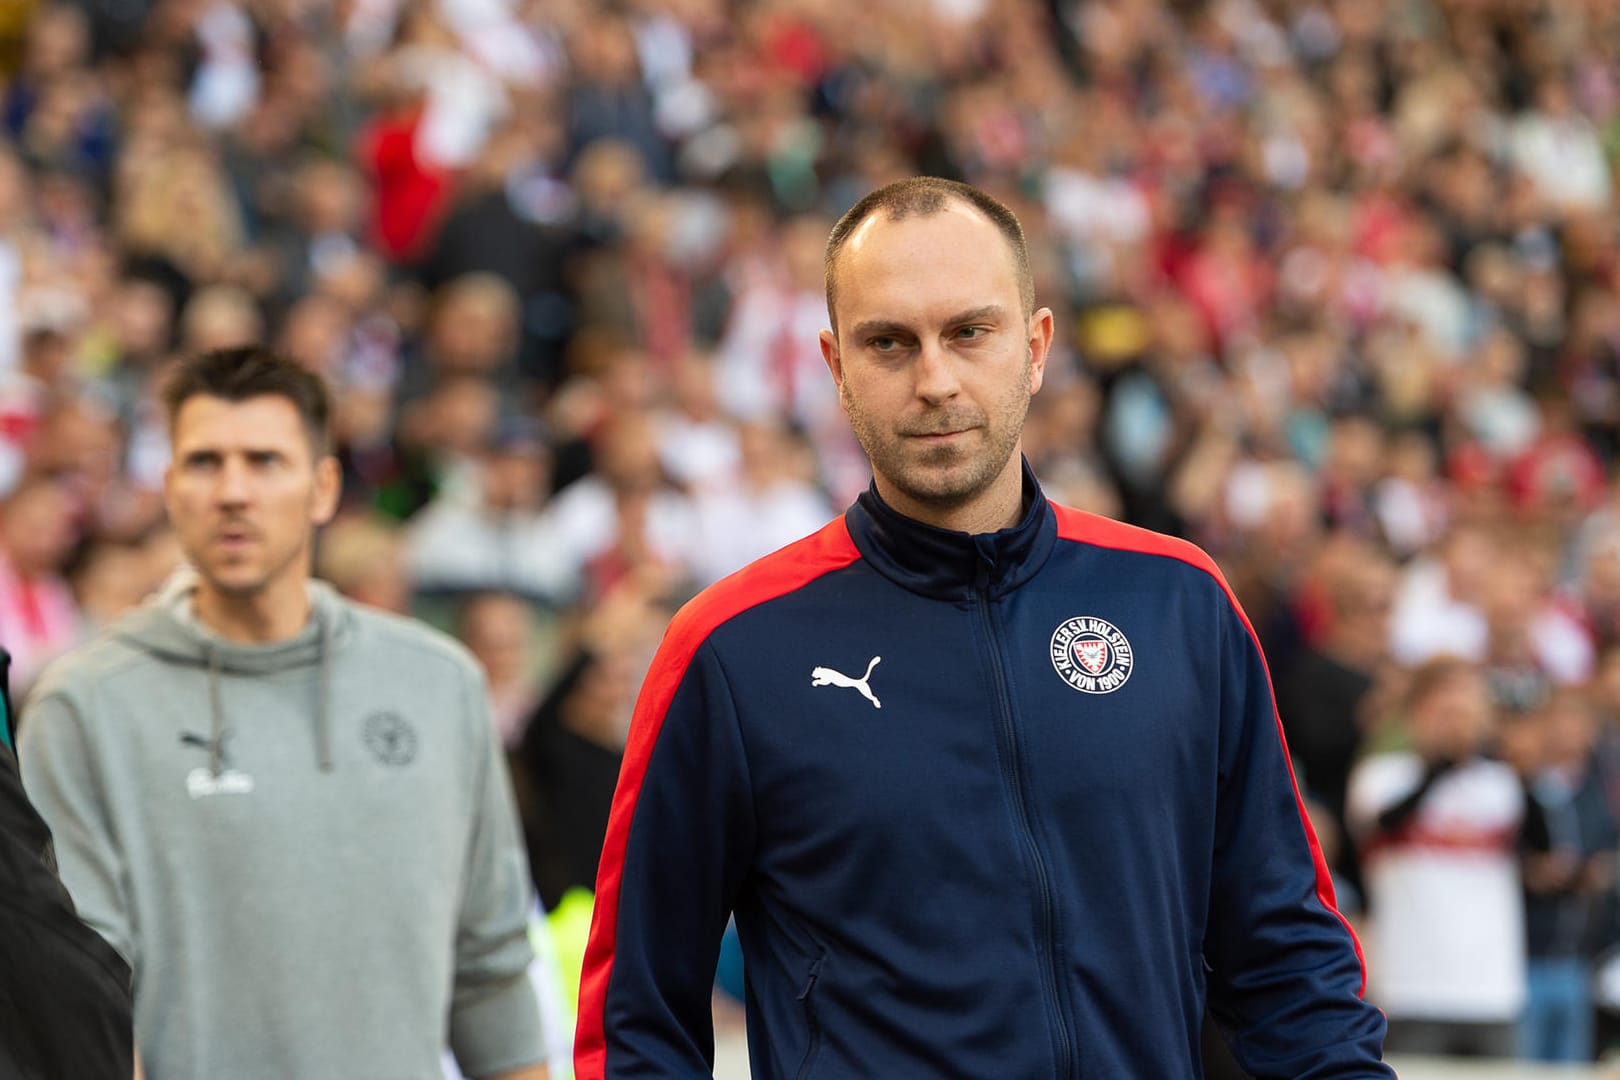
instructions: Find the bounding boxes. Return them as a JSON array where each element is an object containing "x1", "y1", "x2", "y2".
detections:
[{"x1": 19, "y1": 347, "x2": 550, "y2": 1080}]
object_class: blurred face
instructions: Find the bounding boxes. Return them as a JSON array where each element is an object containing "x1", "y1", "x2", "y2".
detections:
[
  {"x1": 1444, "y1": 528, "x2": 1494, "y2": 601},
  {"x1": 482, "y1": 447, "x2": 549, "y2": 511},
  {"x1": 1483, "y1": 559, "x2": 1540, "y2": 629},
  {"x1": 1338, "y1": 555, "x2": 1395, "y2": 646},
  {"x1": 278, "y1": 298, "x2": 350, "y2": 377},
  {"x1": 462, "y1": 596, "x2": 534, "y2": 685},
  {"x1": 164, "y1": 395, "x2": 340, "y2": 600},
  {"x1": 2, "y1": 483, "x2": 78, "y2": 576},
  {"x1": 1496, "y1": 714, "x2": 1543, "y2": 776},
  {"x1": 431, "y1": 378, "x2": 498, "y2": 456},
  {"x1": 820, "y1": 202, "x2": 1052, "y2": 527},
  {"x1": 114, "y1": 279, "x2": 173, "y2": 356},
  {"x1": 431, "y1": 293, "x2": 514, "y2": 371},
  {"x1": 597, "y1": 417, "x2": 662, "y2": 495},
  {"x1": 1412, "y1": 670, "x2": 1493, "y2": 759},
  {"x1": 300, "y1": 163, "x2": 360, "y2": 233},
  {"x1": 30, "y1": 7, "x2": 87, "y2": 74}
]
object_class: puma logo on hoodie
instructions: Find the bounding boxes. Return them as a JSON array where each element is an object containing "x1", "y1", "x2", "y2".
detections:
[{"x1": 179, "y1": 730, "x2": 253, "y2": 798}]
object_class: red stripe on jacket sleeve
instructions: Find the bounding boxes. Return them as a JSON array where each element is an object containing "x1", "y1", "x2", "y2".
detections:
[
  {"x1": 574, "y1": 517, "x2": 862, "y2": 1079},
  {"x1": 1049, "y1": 503, "x2": 1368, "y2": 997}
]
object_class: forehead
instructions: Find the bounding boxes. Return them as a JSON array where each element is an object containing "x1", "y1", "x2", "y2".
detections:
[
  {"x1": 172, "y1": 394, "x2": 311, "y2": 454},
  {"x1": 834, "y1": 203, "x2": 1021, "y2": 327}
]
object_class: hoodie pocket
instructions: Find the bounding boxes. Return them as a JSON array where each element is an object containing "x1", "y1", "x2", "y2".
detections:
[{"x1": 793, "y1": 950, "x2": 826, "y2": 1080}]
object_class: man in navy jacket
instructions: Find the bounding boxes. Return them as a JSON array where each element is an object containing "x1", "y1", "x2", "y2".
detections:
[{"x1": 576, "y1": 178, "x2": 1392, "y2": 1078}]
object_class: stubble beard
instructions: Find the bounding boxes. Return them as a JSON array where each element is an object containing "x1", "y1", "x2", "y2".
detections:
[{"x1": 845, "y1": 352, "x2": 1032, "y2": 512}]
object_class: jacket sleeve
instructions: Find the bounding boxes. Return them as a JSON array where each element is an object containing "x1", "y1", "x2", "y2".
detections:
[
  {"x1": 575, "y1": 638, "x2": 755, "y2": 1080},
  {"x1": 447, "y1": 664, "x2": 548, "y2": 1077},
  {"x1": 1203, "y1": 594, "x2": 1392, "y2": 1079},
  {"x1": 0, "y1": 737, "x2": 134, "y2": 1077},
  {"x1": 16, "y1": 690, "x2": 136, "y2": 966}
]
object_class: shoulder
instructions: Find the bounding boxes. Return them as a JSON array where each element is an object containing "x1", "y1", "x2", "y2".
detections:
[
  {"x1": 1350, "y1": 751, "x2": 1422, "y2": 788},
  {"x1": 1346, "y1": 752, "x2": 1425, "y2": 813},
  {"x1": 1049, "y1": 502, "x2": 1221, "y2": 581},
  {"x1": 1048, "y1": 502, "x2": 1242, "y2": 623},
  {"x1": 663, "y1": 516, "x2": 859, "y2": 663},
  {"x1": 28, "y1": 622, "x2": 158, "y2": 708},
  {"x1": 1463, "y1": 758, "x2": 1524, "y2": 798},
  {"x1": 341, "y1": 601, "x2": 482, "y2": 684}
]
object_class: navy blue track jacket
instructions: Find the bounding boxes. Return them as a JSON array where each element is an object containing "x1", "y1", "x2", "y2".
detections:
[{"x1": 578, "y1": 468, "x2": 1391, "y2": 1079}]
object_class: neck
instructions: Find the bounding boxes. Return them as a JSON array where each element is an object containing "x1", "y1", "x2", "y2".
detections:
[{"x1": 193, "y1": 577, "x2": 313, "y2": 644}]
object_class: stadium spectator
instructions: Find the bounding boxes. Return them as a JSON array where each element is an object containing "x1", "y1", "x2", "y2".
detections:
[
  {"x1": 406, "y1": 415, "x2": 577, "y2": 605},
  {"x1": 1277, "y1": 536, "x2": 1398, "y2": 903},
  {"x1": 1349, "y1": 657, "x2": 1525, "y2": 1056},
  {"x1": 515, "y1": 568, "x2": 673, "y2": 911},
  {"x1": 459, "y1": 590, "x2": 548, "y2": 749},
  {"x1": 686, "y1": 419, "x2": 833, "y2": 586},
  {"x1": 0, "y1": 476, "x2": 80, "y2": 694},
  {"x1": 315, "y1": 510, "x2": 410, "y2": 615},
  {"x1": 1517, "y1": 687, "x2": 1618, "y2": 1062}
]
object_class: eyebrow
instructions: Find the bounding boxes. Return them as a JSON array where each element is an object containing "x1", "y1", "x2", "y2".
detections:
[
  {"x1": 850, "y1": 305, "x2": 1009, "y2": 340},
  {"x1": 180, "y1": 445, "x2": 288, "y2": 460}
]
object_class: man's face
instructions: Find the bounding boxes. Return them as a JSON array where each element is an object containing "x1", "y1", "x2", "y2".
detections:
[
  {"x1": 1413, "y1": 672, "x2": 1493, "y2": 760},
  {"x1": 820, "y1": 202, "x2": 1052, "y2": 522},
  {"x1": 164, "y1": 394, "x2": 339, "y2": 599}
]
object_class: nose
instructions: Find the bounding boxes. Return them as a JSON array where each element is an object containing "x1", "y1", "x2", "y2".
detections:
[
  {"x1": 214, "y1": 457, "x2": 251, "y2": 506},
  {"x1": 914, "y1": 339, "x2": 961, "y2": 405}
]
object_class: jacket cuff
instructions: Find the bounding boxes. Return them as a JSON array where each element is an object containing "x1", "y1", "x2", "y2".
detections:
[{"x1": 449, "y1": 970, "x2": 547, "y2": 1077}]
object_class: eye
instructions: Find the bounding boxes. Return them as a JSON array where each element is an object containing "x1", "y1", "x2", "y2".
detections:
[
  {"x1": 955, "y1": 326, "x2": 988, "y2": 341},
  {"x1": 247, "y1": 451, "x2": 284, "y2": 468},
  {"x1": 183, "y1": 451, "x2": 220, "y2": 471},
  {"x1": 869, "y1": 335, "x2": 901, "y2": 352}
]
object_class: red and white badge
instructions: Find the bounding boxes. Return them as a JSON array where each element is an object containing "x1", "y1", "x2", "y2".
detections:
[{"x1": 1050, "y1": 616, "x2": 1134, "y2": 694}]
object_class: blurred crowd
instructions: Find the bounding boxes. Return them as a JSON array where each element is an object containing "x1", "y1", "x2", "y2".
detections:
[{"x1": 1, "y1": 0, "x2": 1620, "y2": 1065}]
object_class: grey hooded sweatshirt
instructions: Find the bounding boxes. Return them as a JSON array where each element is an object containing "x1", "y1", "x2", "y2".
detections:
[{"x1": 19, "y1": 573, "x2": 546, "y2": 1079}]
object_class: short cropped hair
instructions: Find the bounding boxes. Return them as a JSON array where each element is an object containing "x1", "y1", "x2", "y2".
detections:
[
  {"x1": 163, "y1": 345, "x2": 333, "y2": 455},
  {"x1": 824, "y1": 177, "x2": 1034, "y2": 335}
]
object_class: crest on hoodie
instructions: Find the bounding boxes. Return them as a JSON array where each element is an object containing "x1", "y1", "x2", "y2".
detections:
[
  {"x1": 364, "y1": 712, "x2": 418, "y2": 766},
  {"x1": 1050, "y1": 616, "x2": 1134, "y2": 695}
]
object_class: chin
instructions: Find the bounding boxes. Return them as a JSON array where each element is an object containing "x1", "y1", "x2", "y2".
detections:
[
  {"x1": 909, "y1": 455, "x2": 994, "y2": 491},
  {"x1": 893, "y1": 472, "x2": 990, "y2": 507},
  {"x1": 199, "y1": 568, "x2": 269, "y2": 598}
]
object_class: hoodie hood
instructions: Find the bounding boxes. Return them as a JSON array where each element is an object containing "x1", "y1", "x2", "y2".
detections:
[{"x1": 114, "y1": 568, "x2": 357, "y2": 775}]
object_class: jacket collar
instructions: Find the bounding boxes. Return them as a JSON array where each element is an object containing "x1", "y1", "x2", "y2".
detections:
[{"x1": 844, "y1": 458, "x2": 1057, "y2": 601}]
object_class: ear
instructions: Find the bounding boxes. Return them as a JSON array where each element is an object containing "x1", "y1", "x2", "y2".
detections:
[
  {"x1": 1027, "y1": 306, "x2": 1055, "y2": 396},
  {"x1": 311, "y1": 455, "x2": 342, "y2": 527},
  {"x1": 819, "y1": 328, "x2": 844, "y2": 395}
]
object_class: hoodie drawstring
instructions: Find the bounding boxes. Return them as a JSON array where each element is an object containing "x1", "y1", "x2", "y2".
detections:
[
  {"x1": 203, "y1": 617, "x2": 333, "y2": 775},
  {"x1": 316, "y1": 613, "x2": 333, "y2": 772},
  {"x1": 206, "y1": 645, "x2": 224, "y2": 778}
]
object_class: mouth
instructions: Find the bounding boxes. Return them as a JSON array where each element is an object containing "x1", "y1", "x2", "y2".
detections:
[
  {"x1": 902, "y1": 409, "x2": 983, "y2": 440},
  {"x1": 907, "y1": 428, "x2": 975, "y2": 444}
]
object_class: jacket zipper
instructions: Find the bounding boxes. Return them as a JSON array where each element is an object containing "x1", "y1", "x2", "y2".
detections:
[
  {"x1": 975, "y1": 570, "x2": 1075, "y2": 1079},
  {"x1": 794, "y1": 951, "x2": 825, "y2": 1080}
]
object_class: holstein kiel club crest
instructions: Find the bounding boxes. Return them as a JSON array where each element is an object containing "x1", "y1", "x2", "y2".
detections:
[{"x1": 1050, "y1": 616, "x2": 1134, "y2": 695}]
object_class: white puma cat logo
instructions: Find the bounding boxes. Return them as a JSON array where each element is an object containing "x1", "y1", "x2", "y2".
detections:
[{"x1": 810, "y1": 656, "x2": 882, "y2": 709}]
